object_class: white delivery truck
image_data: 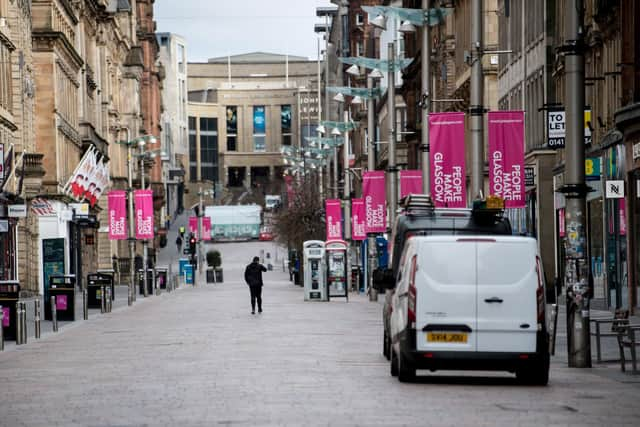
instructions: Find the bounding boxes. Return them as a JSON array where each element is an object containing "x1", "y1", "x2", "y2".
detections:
[
  {"x1": 388, "y1": 235, "x2": 550, "y2": 384},
  {"x1": 204, "y1": 204, "x2": 262, "y2": 241}
]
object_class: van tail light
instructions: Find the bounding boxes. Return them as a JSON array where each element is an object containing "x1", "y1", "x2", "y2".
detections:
[
  {"x1": 535, "y1": 256, "x2": 545, "y2": 326},
  {"x1": 408, "y1": 255, "x2": 417, "y2": 324}
]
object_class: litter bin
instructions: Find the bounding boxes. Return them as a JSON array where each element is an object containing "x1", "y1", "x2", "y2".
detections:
[
  {"x1": 87, "y1": 273, "x2": 113, "y2": 308},
  {"x1": 96, "y1": 269, "x2": 116, "y2": 301},
  {"x1": 0, "y1": 281, "x2": 20, "y2": 340},
  {"x1": 138, "y1": 269, "x2": 154, "y2": 295},
  {"x1": 156, "y1": 266, "x2": 168, "y2": 289},
  {"x1": 46, "y1": 275, "x2": 76, "y2": 321}
]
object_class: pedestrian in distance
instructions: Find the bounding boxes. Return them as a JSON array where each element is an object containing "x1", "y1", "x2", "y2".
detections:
[
  {"x1": 244, "y1": 256, "x2": 267, "y2": 314},
  {"x1": 176, "y1": 235, "x2": 183, "y2": 253},
  {"x1": 179, "y1": 225, "x2": 185, "y2": 238}
]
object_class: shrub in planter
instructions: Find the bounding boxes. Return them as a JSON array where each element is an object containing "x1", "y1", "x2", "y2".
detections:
[{"x1": 206, "y1": 250, "x2": 223, "y2": 283}]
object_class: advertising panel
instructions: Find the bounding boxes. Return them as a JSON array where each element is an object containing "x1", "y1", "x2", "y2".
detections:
[
  {"x1": 134, "y1": 189, "x2": 154, "y2": 240},
  {"x1": 362, "y1": 171, "x2": 386, "y2": 233},
  {"x1": 429, "y1": 112, "x2": 466, "y2": 208},
  {"x1": 399, "y1": 170, "x2": 423, "y2": 199},
  {"x1": 107, "y1": 191, "x2": 127, "y2": 240},
  {"x1": 325, "y1": 199, "x2": 343, "y2": 240},
  {"x1": 488, "y1": 111, "x2": 525, "y2": 208},
  {"x1": 351, "y1": 199, "x2": 366, "y2": 241}
]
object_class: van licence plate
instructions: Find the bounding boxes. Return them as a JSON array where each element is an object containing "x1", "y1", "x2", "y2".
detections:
[{"x1": 427, "y1": 332, "x2": 468, "y2": 343}]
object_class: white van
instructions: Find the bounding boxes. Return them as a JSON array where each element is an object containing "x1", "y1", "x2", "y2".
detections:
[{"x1": 388, "y1": 235, "x2": 550, "y2": 384}]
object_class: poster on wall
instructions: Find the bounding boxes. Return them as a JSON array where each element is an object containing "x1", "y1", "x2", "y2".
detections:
[
  {"x1": 253, "y1": 106, "x2": 266, "y2": 134},
  {"x1": 488, "y1": 111, "x2": 525, "y2": 208},
  {"x1": 226, "y1": 106, "x2": 237, "y2": 134},
  {"x1": 429, "y1": 112, "x2": 466, "y2": 208},
  {"x1": 42, "y1": 238, "x2": 65, "y2": 302},
  {"x1": 281, "y1": 105, "x2": 292, "y2": 134}
]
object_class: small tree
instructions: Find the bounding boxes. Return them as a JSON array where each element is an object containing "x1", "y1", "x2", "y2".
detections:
[
  {"x1": 272, "y1": 174, "x2": 324, "y2": 257},
  {"x1": 206, "y1": 249, "x2": 222, "y2": 268}
]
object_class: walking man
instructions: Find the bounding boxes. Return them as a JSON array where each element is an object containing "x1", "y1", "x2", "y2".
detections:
[
  {"x1": 244, "y1": 256, "x2": 267, "y2": 314},
  {"x1": 175, "y1": 235, "x2": 183, "y2": 253}
]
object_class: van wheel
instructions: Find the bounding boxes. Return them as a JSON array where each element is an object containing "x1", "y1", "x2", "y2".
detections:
[
  {"x1": 383, "y1": 331, "x2": 390, "y2": 360},
  {"x1": 398, "y1": 351, "x2": 416, "y2": 383},
  {"x1": 390, "y1": 349, "x2": 399, "y2": 377},
  {"x1": 516, "y1": 358, "x2": 549, "y2": 386}
]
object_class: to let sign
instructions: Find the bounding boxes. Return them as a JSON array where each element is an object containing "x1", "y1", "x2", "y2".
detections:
[{"x1": 547, "y1": 109, "x2": 592, "y2": 149}]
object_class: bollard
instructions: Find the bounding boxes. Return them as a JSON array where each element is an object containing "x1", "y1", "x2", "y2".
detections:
[
  {"x1": 100, "y1": 285, "x2": 106, "y2": 314},
  {"x1": 20, "y1": 302, "x2": 27, "y2": 344},
  {"x1": 51, "y1": 296, "x2": 58, "y2": 332},
  {"x1": 35, "y1": 300, "x2": 41, "y2": 339},
  {"x1": 83, "y1": 288, "x2": 88, "y2": 320},
  {"x1": 15, "y1": 302, "x2": 22, "y2": 345},
  {"x1": 0, "y1": 305, "x2": 3, "y2": 351},
  {"x1": 105, "y1": 286, "x2": 112, "y2": 313},
  {"x1": 128, "y1": 282, "x2": 133, "y2": 306}
]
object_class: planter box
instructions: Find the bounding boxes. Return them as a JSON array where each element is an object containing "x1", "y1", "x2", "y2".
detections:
[
  {"x1": 206, "y1": 269, "x2": 215, "y2": 283},
  {"x1": 215, "y1": 268, "x2": 224, "y2": 283}
]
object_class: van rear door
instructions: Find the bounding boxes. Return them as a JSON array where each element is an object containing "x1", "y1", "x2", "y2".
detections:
[
  {"x1": 415, "y1": 237, "x2": 477, "y2": 353},
  {"x1": 475, "y1": 237, "x2": 537, "y2": 353}
]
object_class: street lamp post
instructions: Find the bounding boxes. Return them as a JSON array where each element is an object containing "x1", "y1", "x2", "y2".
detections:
[
  {"x1": 125, "y1": 129, "x2": 136, "y2": 305},
  {"x1": 331, "y1": 127, "x2": 341, "y2": 198},
  {"x1": 421, "y1": 0, "x2": 432, "y2": 196},
  {"x1": 138, "y1": 140, "x2": 149, "y2": 298},
  {"x1": 387, "y1": 42, "x2": 398, "y2": 230}
]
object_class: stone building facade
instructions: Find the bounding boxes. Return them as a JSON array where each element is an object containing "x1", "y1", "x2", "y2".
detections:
[{"x1": 187, "y1": 53, "x2": 318, "y2": 200}]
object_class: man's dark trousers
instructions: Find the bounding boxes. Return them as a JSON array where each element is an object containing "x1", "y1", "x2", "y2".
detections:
[{"x1": 250, "y1": 286, "x2": 262, "y2": 313}]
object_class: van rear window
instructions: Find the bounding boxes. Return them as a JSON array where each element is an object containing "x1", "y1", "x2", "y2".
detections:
[{"x1": 476, "y1": 242, "x2": 535, "y2": 285}]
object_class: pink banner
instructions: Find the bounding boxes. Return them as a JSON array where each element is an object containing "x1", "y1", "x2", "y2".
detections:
[
  {"x1": 351, "y1": 199, "x2": 366, "y2": 240},
  {"x1": 56, "y1": 295, "x2": 68, "y2": 311},
  {"x1": 620, "y1": 199, "x2": 627, "y2": 236},
  {"x1": 203, "y1": 217, "x2": 212, "y2": 241},
  {"x1": 107, "y1": 191, "x2": 127, "y2": 240},
  {"x1": 2, "y1": 307, "x2": 9, "y2": 327},
  {"x1": 189, "y1": 216, "x2": 198, "y2": 237},
  {"x1": 363, "y1": 171, "x2": 386, "y2": 233},
  {"x1": 429, "y1": 112, "x2": 466, "y2": 208},
  {"x1": 488, "y1": 111, "x2": 525, "y2": 208},
  {"x1": 325, "y1": 199, "x2": 342, "y2": 240},
  {"x1": 134, "y1": 189, "x2": 154, "y2": 239},
  {"x1": 400, "y1": 170, "x2": 423, "y2": 199}
]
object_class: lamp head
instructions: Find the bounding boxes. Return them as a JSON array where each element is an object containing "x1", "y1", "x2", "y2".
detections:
[
  {"x1": 346, "y1": 64, "x2": 360, "y2": 76},
  {"x1": 331, "y1": 128, "x2": 342, "y2": 136},
  {"x1": 371, "y1": 14, "x2": 386, "y2": 30},
  {"x1": 316, "y1": 125, "x2": 326, "y2": 134},
  {"x1": 351, "y1": 95, "x2": 363, "y2": 105},
  {"x1": 147, "y1": 135, "x2": 158, "y2": 145},
  {"x1": 333, "y1": 93, "x2": 345, "y2": 103},
  {"x1": 368, "y1": 69, "x2": 384, "y2": 79},
  {"x1": 399, "y1": 20, "x2": 417, "y2": 33}
]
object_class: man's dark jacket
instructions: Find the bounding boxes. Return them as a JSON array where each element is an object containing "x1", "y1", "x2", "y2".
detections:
[{"x1": 244, "y1": 262, "x2": 267, "y2": 287}]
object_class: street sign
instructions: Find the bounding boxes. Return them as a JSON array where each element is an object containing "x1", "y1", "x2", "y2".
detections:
[
  {"x1": 605, "y1": 180, "x2": 625, "y2": 199},
  {"x1": 8, "y1": 205, "x2": 27, "y2": 218},
  {"x1": 524, "y1": 167, "x2": 535, "y2": 186},
  {"x1": 0, "y1": 220, "x2": 8, "y2": 233}
]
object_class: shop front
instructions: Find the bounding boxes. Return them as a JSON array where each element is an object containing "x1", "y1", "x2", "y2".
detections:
[
  {"x1": 617, "y1": 103, "x2": 640, "y2": 313},
  {"x1": 0, "y1": 203, "x2": 16, "y2": 282}
]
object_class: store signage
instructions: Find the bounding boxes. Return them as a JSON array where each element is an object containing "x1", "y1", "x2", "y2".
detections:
[
  {"x1": 547, "y1": 109, "x2": 592, "y2": 149},
  {"x1": 605, "y1": 180, "x2": 625, "y2": 199},
  {"x1": 633, "y1": 143, "x2": 640, "y2": 161},
  {"x1": 0, "y1": 219, "x2": 8, "y2": 233},
  {"x1": 585, "y1": 157, "x2": 601, "y2": 181},
  {"x1": 524, "y1": 167, "x2": 535, "y2": 186},
  {"x1": 70, "y1": 203, "x2": 89, "y2": 217},
  {"x1": 8, "y1": 204, "x2": 27, "y2": 218}
]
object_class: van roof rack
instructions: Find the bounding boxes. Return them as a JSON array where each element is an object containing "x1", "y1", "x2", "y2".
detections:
[{"x1": 399, "y1": 194, "x2": 436, "y2": 214}]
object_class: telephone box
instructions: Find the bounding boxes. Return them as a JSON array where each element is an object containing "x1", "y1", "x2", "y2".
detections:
[
  {"x1": 326, "y1": 239, "x2": 348, "y2": 301},
  {"x1": 303, "y1": 240, "x2": 327, "y2": 301}
]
